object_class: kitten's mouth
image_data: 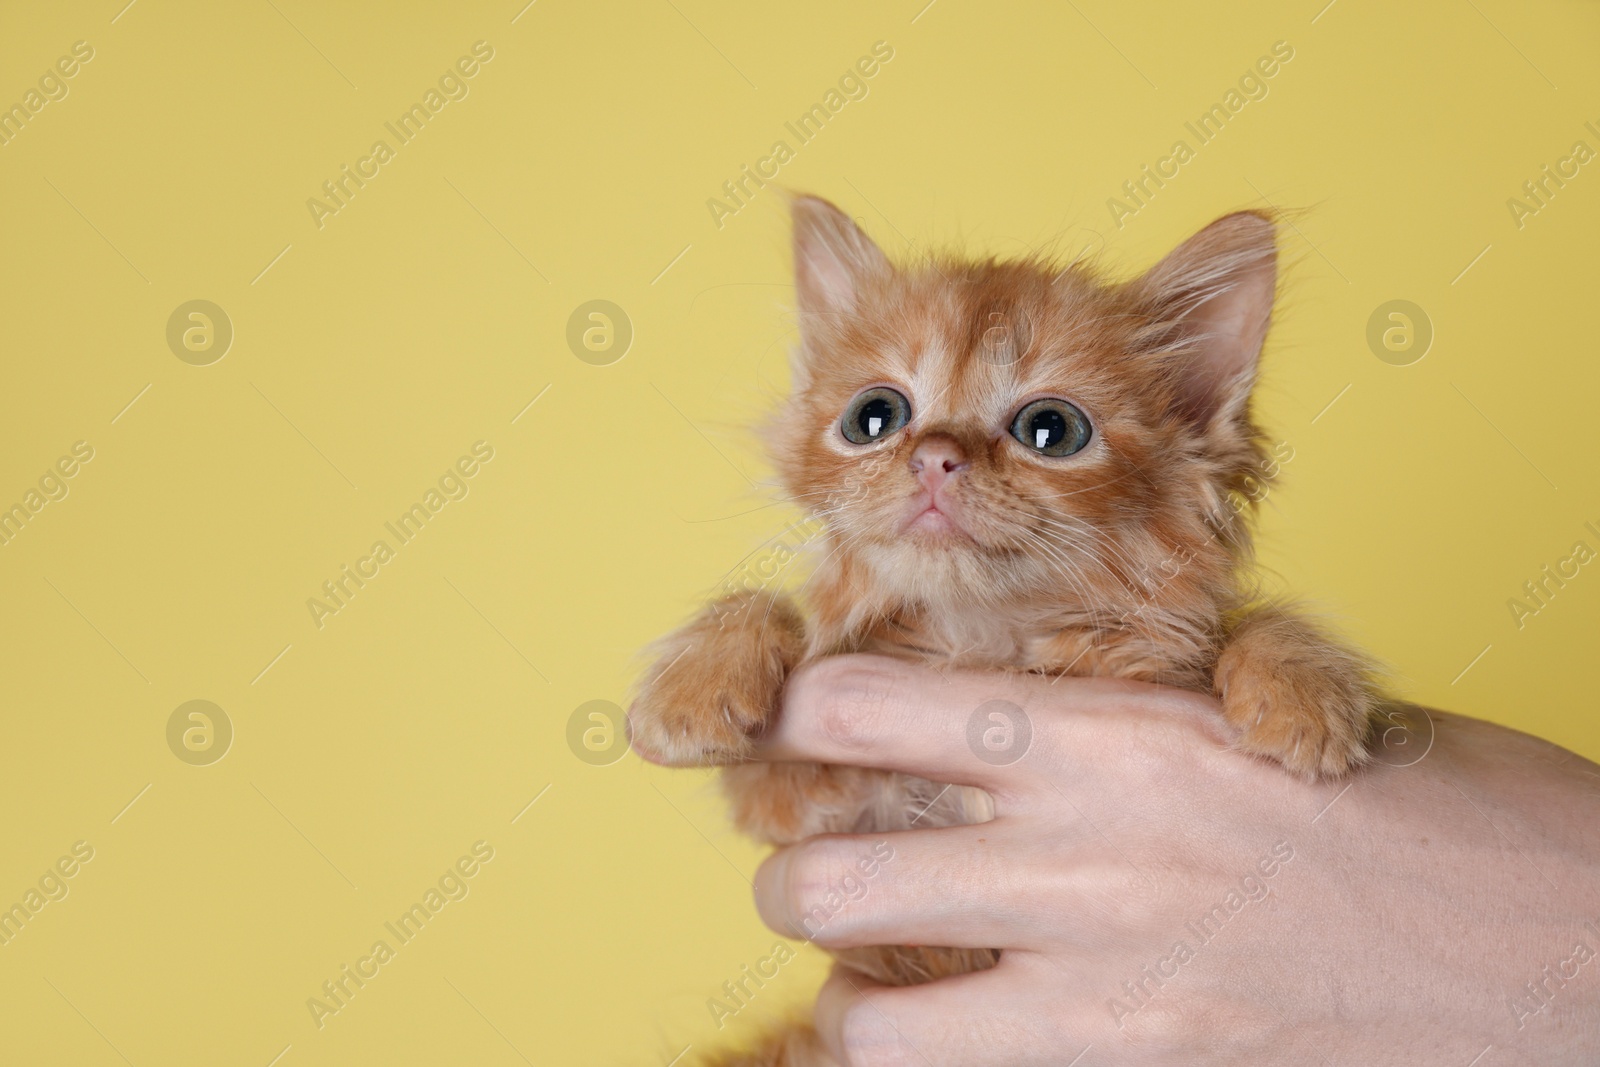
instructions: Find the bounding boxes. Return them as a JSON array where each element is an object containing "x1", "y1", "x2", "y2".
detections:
[{"x1": 902, "y1": 499, "x2": 973, "y2": 541}]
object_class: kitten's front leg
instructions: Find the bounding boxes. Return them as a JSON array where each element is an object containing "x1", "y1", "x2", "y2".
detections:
[
  {"x1": 1214, "y1": 604, "x2": 1380, "y2": 779},
  {"x1": 629, "y1": 591, "x2": 806, "y2": 766}
]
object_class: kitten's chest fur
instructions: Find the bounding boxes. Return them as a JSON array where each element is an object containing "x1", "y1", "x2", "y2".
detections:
[{"x1": 844, "y1": 600, "x2": 1218, "y2": 691}]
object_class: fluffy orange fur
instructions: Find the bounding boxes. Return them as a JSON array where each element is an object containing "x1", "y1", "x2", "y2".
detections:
[{"x1": 630, "y1": 196, "x2": 1382, "y2": 1065}]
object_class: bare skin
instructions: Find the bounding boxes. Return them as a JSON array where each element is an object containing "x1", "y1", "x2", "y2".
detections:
[{"x1": 746, "y1": 655, "x2": 1600, "y2": 1066}]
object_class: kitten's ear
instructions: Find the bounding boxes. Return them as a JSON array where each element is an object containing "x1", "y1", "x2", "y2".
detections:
[
  {"x1": 792, "y1": 195, "x2": 890, "y2": 319},
  {"x1": 1129, "y1": 211, "x2": 1278, "y2": 429}
]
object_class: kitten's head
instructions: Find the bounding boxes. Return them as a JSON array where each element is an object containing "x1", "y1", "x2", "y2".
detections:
[{"x1": 773, "y1": 196, "x2": 1279, "y2": 616}]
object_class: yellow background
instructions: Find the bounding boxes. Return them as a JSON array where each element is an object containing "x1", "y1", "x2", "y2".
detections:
[{"x1": 1, "y1": 0, "x2": 1596, "y2": 1063}]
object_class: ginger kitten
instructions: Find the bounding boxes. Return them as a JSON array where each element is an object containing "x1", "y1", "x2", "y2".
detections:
[{"x1": 630, "y1": 196, "x2": 1380, "y2": 1064}]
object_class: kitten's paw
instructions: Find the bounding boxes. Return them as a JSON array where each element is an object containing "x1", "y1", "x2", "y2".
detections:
[
  {"x1": 1217, "y1": 659, "x2": 1375, "y2": 778},
  {"x1": 1215, "y1": 608, "x2": 1380, "y2": 780},
  {"x1": 628, "y1": 592, "x2": 805, "y2": 767}
]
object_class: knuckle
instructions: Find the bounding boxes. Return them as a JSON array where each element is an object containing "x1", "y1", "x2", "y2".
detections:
[
  {"x1": 836, "y1": 999, "x2": 913, "y2": 1067},
  {"x1": 1096, "y1": 708, "x2": 1207, "y2": 779},
  {"x1": 797, "y1": 656, "x2": 905, "y2": 752},
  {"x1": 1017, "y1": 840, "x2": 1175, "y2": 944},
  {"x1": 1075, "y1": 857, "x2": 1166, "y2": 932},
  {"x1": 1115, "y1": 999, "x2": 1191, "y2": 1050},
  {"x1": 1114, "y1": 992, "x2": 1255, "y2": 1053}
]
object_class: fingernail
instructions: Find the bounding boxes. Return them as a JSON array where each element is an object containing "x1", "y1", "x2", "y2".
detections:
[{"x1": 752, "y1": 849, "x2": 792, "y2": 934}]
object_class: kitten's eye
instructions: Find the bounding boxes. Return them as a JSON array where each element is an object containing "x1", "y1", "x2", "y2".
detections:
[
  {"x1": 841, "y1": 387, "x2": 912, "y2": 444},
  {"x1": 1010, "y1": 398, "x2": 1091, "y2": 457}
]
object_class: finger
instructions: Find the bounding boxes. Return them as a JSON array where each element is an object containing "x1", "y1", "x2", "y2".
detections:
[
  {"x1": 758, "y1": 654, "x2": 1222, "y2": 793},
  {"x1": 815, "y1": 959, "x2": 1062, "y2": 1066},
  {"x1": 753, "y1": 825, "x2": 1055, "y2": 950}
]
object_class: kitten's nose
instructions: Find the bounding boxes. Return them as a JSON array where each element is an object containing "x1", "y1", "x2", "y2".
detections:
[{"x1": 909, "y1": 435, "x2": 968, "y2": 492}]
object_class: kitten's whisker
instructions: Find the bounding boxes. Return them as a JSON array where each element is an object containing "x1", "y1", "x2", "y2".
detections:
[
  {"x1": 781, "y1": 533, "x2": 855, "y2": 614},
  {"x1": 1012, "y1": 529, "x2": 1112, "y2": 627},
  {"x1": 1031, "y1": 514, "x2": 1149, "y2": 581},
  {"x1": 1021, "y1": 530, "x2": 1142, "y2": 630},
  {"x1": 1026, "y1": 520, "x2": 1130, "y2": 583},
  {"x1": 1022, "y1": 474, "x2": 1141, "y2": 501},
  {"x1": 679, "y1": 501, "x2": 785, "y2": 523}
]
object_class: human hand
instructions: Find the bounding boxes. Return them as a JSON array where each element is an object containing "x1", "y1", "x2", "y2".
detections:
[{"x1": 751, "y1": 656, "x2": 1600, "y2": 1065}]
